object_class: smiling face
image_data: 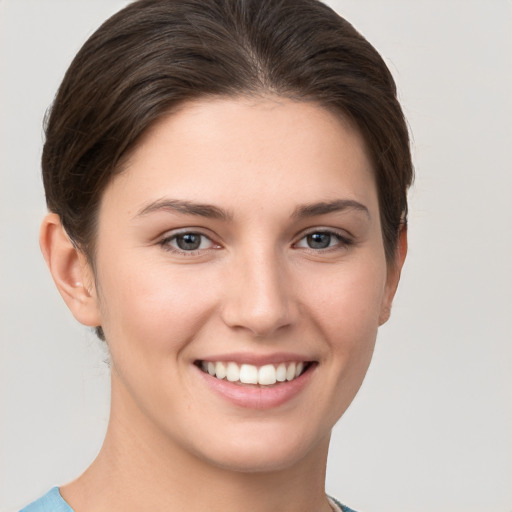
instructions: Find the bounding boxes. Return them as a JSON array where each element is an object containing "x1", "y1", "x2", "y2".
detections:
[{"x1": 80, "y1": 97, "x2": 402, "y2": 473}]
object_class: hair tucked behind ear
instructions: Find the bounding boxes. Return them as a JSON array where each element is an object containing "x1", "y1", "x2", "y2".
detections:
[{"x1": 42, "y1": 0, "x2": 413, "y2": 340}]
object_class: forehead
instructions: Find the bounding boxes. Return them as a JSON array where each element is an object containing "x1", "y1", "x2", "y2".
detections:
[{"x1": 103, "y1": 96, "x2": 377, "y2": 217}]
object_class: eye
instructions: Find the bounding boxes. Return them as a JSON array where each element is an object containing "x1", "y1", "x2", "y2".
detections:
[
  {"x1": 294, "y1": 230, "x2": 352, "y2": 250},
  {"x1": 161, "y1": 231, "x2": 217, "y2": 253}
]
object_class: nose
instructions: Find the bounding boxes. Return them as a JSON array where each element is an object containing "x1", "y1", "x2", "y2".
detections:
[{"x1": 220, "y1": 247, "x2": 298, "y2": 337}]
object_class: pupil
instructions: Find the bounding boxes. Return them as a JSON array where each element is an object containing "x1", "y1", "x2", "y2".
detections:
[
  {"x1": 177, "y1": 233, "x2": 201, "y2": 250},
  {"x1": 307, "y1": 232, "x2": 331, "y2": 249}
]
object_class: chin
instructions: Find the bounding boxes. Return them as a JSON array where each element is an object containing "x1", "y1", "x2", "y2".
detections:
[{"x1": 186, "y1": 420, "x2": 332, "y2": 474}]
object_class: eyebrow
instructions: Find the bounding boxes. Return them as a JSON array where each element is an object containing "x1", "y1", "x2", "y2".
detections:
[
  {"x1": 135, "y1": 197, "x2": 369, "y2": 222},
  {"x1": 292, "y1": 199, "x2": 370, "y2": 220},
  {"x1": 136, "y1": 198, "x2": 232, "y2": 220}
]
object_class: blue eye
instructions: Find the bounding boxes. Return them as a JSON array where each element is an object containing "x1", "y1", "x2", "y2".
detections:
[
  {"x1": 162, "y1": 232, "x2": 215, "y2": 253},
  {"x1": 306, "y1": 232, "x2": 333, "y2": 249},
  {"x1": 295, "y1": 230, "x2": 351, "y2": 250}
]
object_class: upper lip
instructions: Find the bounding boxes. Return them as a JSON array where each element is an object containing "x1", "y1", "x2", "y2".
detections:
[{"x1": 195, "y1": 352, "x2": 315, "y2": 366}]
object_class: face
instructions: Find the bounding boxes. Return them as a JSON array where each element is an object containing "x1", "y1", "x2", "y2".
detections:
[{"x1": 88, "y1": 97, "x2": 401, "y2": 473}]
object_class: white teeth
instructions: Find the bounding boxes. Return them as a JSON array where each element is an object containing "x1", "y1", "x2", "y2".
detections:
[
  {"x1": 286, "y1": 362, "x2": 296, "y2": 381},
  {"x1": 226, "y1": 362, "x2": 240, "y2": 382},
  {"x1": 258, "y1": 364, "x2": 277, "y2": 385},
  {"x1": 276, "y1": 363, "x2": 287, "y2": 382},
  {"x1": 215, "y1": 361, "x2": 227, "y2": 379},
  {"x1": 240, "y1": 364, "x2": 258, "y2": 384},
  {"x1": 201, "y1": 360, "x2": 308, "y2": 386}
]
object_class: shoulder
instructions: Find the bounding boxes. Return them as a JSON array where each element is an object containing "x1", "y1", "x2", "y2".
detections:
[
  {"x1": 19, "y1": 488, "x2": 74, "y2": 512},
  {"x1": 328, "y1": 495, "x2": 359, "y2": 512}
]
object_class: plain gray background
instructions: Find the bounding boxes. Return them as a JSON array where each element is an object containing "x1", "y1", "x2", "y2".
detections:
[{"x1": 1, "y1": 1, "x2": 511, "y2": 511}]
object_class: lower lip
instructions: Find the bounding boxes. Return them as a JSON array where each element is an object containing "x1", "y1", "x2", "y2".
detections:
[{"x1": 196, "y1": 365, "x2": 315, "y2": 410}]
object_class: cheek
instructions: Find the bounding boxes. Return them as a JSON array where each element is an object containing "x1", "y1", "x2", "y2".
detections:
[
  {"x1": 300, "y1": 257, "x2": 387, "y2": 354},
  {"x1": 96, "y1": 257, "x2": 217, "y2": 358},
  {"x1": 94, "y1": 260, "x2": 221, "y2": 423}
]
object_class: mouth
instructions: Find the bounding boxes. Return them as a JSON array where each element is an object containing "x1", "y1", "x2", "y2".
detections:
[{"x1": 195, "y1": 360, "x2": 314, "y2": 387}]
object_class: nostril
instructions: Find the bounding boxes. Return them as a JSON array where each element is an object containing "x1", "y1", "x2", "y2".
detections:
[{"x1": 220, "y1": 300, "x2": 297, "y2": 337}]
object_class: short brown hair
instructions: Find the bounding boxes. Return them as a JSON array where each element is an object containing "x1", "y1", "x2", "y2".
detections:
[{"x1": 43, "y1": 0, "x2": 413, "y2": 264}]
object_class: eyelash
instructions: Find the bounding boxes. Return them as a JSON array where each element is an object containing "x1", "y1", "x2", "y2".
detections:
[
  {"x1": 293, "y1": 229, "x2": 353, "y2": 252},
  {"x1": 159, "y1": 228, "x2": 353, "y2": 257},
  {"x1": 159, "y1": 231, "x2": 219, "y2": 256}
]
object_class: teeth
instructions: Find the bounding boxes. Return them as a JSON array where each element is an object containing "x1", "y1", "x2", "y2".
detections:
[
  {"x1": 258, "y1": 364, "x2": 277, "y2": 385},
  {"x1": 276, "y1": 363, "x2": 287, "y2": 382},
  {"x1": 226, "y1": 362, "x2": 240, "y2": 382},
  {"x1": 201, "y1": 360, "x2": 308, "y2": 386},
  {"x1": 215, "y1": 361, "x2": 227, "y2": 379},
  {"x1": 240, "y1": 364, "x2": 258, "y2": 384},
  {"x1": 286, "y1": 362, "x2": 296, "y2": 381}
]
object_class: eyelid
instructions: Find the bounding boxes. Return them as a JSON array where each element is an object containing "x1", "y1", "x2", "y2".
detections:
[
  {"x1": 293, "y1": 227, "x2": 354, "y2": 250},
  {"x1": 295, "y1": 226, "x2": 353, "y2": 241},
  {"x1": 158, "y1": 228, "x2": 222, "y2": 255}
]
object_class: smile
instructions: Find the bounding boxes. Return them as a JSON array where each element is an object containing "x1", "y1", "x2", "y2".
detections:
[{"x1": 197, "y1": 360, "x2": 311, "y2": 386}]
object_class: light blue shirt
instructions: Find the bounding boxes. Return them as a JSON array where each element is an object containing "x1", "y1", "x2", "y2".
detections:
[
  {"x1": 19, "y1": 487, "x2": 357, "y2": 512},
  {"x1": 19, "y1": 488, "x2": 73, "y2": 512}
]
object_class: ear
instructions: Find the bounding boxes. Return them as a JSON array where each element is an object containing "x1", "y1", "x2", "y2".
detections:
[
  {"x1": 39, "y1": 213, "x2": 102, "y2": 328},
  {"x1": 379, "y1": 226, "x2": 408, "y2": 326}
]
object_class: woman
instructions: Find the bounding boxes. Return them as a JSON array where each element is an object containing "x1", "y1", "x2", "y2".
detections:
[{"x1": 21, "y1": 0, "x2": 412, "y2": 510}]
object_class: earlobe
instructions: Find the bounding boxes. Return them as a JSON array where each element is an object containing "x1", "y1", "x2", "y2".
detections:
[
  {"x1": 379, "y1": 227, "x2": 408, "y2": 326},
  {"x1": 39, "y1": 213, "x2": 102, "y2": 327}
]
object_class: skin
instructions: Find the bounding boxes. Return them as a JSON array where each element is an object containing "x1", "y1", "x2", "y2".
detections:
[{"x1": 40, "y1": 96, "x2": 406, "y2": 512}]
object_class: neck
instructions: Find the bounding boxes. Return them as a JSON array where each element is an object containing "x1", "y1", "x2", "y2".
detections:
[{"x1": 61, "y1": 376, "x2": 333, "y2": 512}]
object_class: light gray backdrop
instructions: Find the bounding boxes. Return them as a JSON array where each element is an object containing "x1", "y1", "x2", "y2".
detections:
[{"x1": 1, "y1": 1, "x2": 511, "y2": 511}]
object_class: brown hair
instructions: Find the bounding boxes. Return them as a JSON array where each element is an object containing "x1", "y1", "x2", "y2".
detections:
[{"x1": 43, "y1": 0, "x2": 412, "y2": 273}]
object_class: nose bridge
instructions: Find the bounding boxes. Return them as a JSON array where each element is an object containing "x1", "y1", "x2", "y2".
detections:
[{"x1": 221, "y1": 243, "x2": 296, "y2": 336}]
